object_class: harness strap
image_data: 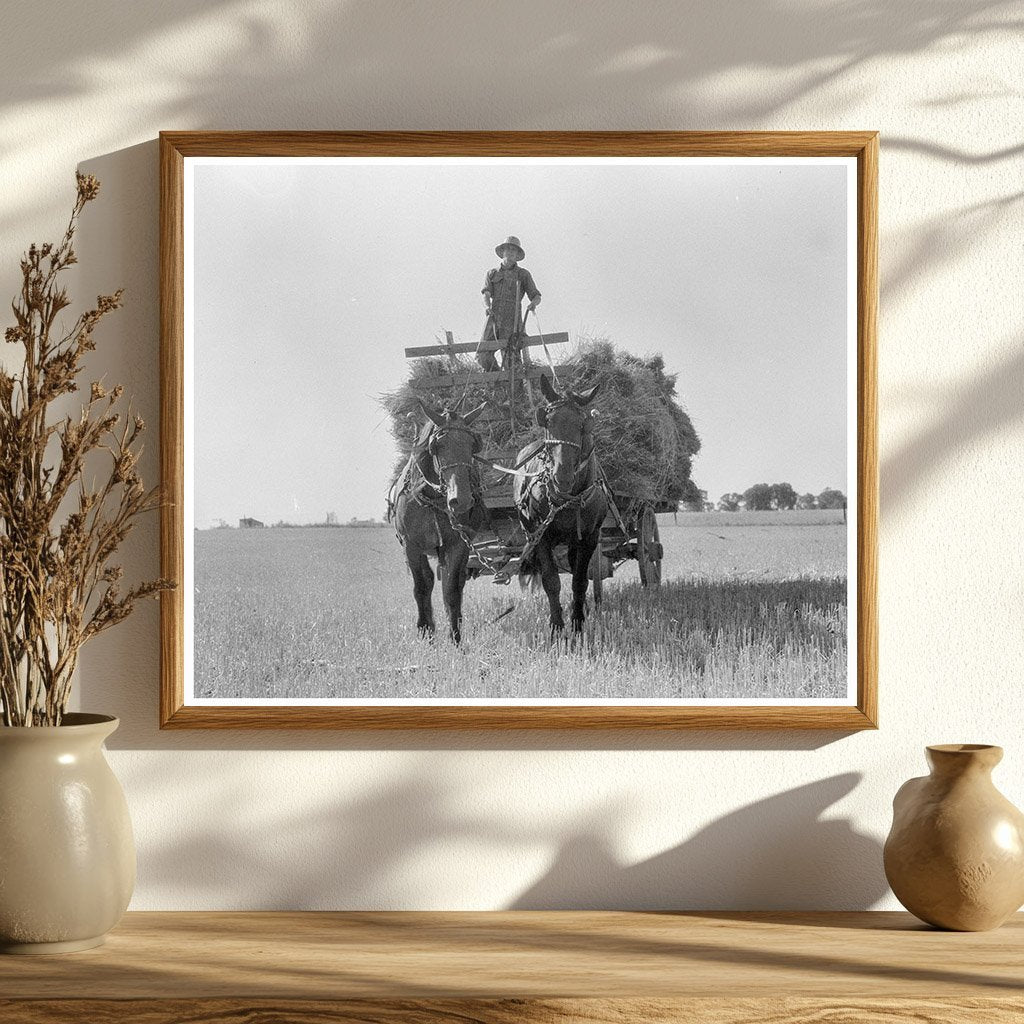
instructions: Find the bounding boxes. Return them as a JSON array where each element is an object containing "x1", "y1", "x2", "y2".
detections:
[
  {"x1": 404, "y1": 447, "x2": 512, "y2": 578},
  {"x1": 493, "y1": 476, "x2": 603, "y2": 584},
  {"x1": 478, "y1": 460, "x2": 543, "y2": 480}
]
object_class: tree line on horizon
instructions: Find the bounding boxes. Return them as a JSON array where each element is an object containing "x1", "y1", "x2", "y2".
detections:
[{"x1": 714, "y1": 484, "x2": 847, "y2": 512}]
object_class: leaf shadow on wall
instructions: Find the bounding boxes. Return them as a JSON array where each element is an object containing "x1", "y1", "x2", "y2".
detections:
[
  {"x1": 132, "y1": 765, "x2": 536, "y2": 910},
  {"x1": 129, "y1": 761, "x2": 886, "y2": 911},
  {"x1": 1, "y1": 0, "x2": 1018, "y2": 248},
  {"x1": 882, "y1": 336, "x2": 1024, "y2": 513},
  {"x1": 4, "y1": 1, "x2": 1016, "y2": 129},
  {"x1": 511, "y1": 774, "x2": 887, "y2": 910}
]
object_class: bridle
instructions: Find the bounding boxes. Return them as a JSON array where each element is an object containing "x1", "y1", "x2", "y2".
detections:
[
  {"x1": 537, "y1": 401, "x2": 597, "y2": 501},
  {"x1": 424, "y1": 424, "x2": 482, "y2": 487},
  {"x1": 388, "y1": 409, "x2": 502, "y2": 573},
  {"x1": 415, "y1": 422, "x2": 505, "y2": 571},
  {"x1": 407, "y1": 423, "x2": 487, "y2": 544}
]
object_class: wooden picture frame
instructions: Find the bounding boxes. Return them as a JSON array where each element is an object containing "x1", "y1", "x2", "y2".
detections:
[{"x1": 160, "y1": 131, "x2": 877, "y2": 730}]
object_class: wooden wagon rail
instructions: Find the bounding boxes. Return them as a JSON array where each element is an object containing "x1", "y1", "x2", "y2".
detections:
[
  {"x1": 410, "y1": 364, "x2": 575, "y2": 390},
  {"x1": 405, "y1": 332, "x2": 569, "y2": 358}
]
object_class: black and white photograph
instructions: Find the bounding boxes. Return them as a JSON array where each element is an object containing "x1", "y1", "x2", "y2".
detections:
[{"x1": 172, "y1": 141, "x2": 871, "y2": 717}]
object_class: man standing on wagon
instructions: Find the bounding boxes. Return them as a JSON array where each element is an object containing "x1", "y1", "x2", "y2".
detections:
[{"x1": 477, "y1": 235, "x2": 541, "y2": 371}]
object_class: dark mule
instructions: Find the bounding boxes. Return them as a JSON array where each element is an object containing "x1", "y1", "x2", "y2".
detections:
[
  {"x1": 389, "y1": 400, "x2": 488, "y2": 643},
  {"x1": 514, "y1": 374, "x2": 607, "y2": 635}
]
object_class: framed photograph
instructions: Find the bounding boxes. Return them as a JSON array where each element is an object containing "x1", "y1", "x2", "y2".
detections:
[{"x1": 160, "y1": 131, "x2": 877, "y2": 729}]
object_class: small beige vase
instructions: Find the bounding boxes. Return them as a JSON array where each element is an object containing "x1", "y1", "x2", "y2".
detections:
[
  {"x1": 884, "y1": 744, "x2": 1024, "y2": 931},
  {"x1": 0, "y1": 713, "x2": 135, "y2": 953}
]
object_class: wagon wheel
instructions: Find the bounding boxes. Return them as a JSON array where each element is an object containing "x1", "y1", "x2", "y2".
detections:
[{"x1": 637, "y1": 505, "x2": 663, "y2": 588}]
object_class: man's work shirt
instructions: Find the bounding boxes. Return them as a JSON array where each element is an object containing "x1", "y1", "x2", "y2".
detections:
[{"x1": 481, "y1": 265, "x2": 541, "y2": 342}]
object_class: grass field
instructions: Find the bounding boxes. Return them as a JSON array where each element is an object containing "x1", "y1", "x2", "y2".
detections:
[{"x1": 193, "y1": 510, "x2": 848, "y2": 700}]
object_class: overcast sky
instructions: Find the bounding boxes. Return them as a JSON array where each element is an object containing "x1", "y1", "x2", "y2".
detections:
[{"x1": 190, "y1": 157, "x2": 850, "y2": 526}]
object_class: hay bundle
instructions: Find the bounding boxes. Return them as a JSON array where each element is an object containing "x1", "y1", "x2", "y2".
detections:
[{"x1": 382, "y1": 338, "x2": 701, "y2": 509}]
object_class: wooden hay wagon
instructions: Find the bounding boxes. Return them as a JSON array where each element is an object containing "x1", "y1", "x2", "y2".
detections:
[{"x1": 404, "y1": 330, "x2": 669, "y2": 601}]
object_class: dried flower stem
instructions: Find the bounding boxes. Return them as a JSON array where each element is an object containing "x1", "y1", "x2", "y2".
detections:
[{"x1": 0, "y1": 173, "x2": 173, "y2": 726}]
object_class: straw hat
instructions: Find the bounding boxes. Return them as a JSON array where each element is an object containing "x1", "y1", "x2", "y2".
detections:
[{"x1": 495, "y1": 235, "x2": 525, "y2": 261}]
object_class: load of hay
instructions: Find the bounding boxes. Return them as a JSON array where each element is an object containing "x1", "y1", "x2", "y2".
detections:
[{"x1": 382, "y1": 338, "x2": 701, "y2": 510}]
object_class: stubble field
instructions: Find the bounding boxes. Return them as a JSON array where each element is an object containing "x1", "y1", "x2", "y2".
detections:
[{"x1": 193, "y1": 510, "x2": 848, "y2": 701}]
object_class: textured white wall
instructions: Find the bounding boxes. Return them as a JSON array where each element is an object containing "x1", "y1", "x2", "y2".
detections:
[{"x1": 2, "y1": 0, "x2": 1022, "y2": 910}]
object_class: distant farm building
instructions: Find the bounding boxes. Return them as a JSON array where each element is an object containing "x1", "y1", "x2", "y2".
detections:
[{"x1": 238, "y1": 517, "x2": 265, "y2": 529}]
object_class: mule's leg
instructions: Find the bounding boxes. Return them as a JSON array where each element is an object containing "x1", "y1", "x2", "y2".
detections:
[
  {"x1": 535, "y1": 537, "x2": 565, "y2": 635},
  {"x1": 440, "y1": 543, "x2": 471, "y2": 644},
  {"x1": 568, "y1": 533, "x2": 599, "y2": 634},
  {"x1": 408, "y1": 550, "x2": 436, "y2": 637}
]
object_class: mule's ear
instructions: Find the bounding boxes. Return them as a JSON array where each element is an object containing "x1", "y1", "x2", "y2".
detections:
[
  {"x1": 539, "y1": 373, "x2": 560, "y2": 404},
  {"x1": 535, "y1": 406, "x2": 548, "y2": 428},
  {"x1": 576, "y1": 382, "x2": 602, "y2": 405},
  {"x1": 462, "y1": 402, "x2": 488, "y2": 426},
  {"x1": 417, "y1": 399, "x2": 445, "y2": 428}
]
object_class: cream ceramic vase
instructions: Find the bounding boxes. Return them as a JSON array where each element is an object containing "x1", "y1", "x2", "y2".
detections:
[
  {"x1": 0, "y1": 713, "x2": 135, "y2": 953},
  {"x1": 884, "y1": 744, "x2": 1024, "y2": 931}
]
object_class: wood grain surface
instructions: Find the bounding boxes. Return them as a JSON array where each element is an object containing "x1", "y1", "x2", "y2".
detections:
[
  {"x1": 159, "y1": 130, "x2": 879, "y2": 158},
  {"x1": 159, "y1": 130, "x2": 879, "y2": 731},
  {"x1": 856, "y1": 132, "x2": 880, "y2": 732},
  {"x1": 159, "y1": 133, "x2": 185, "y2": 732},
  {"x1": 0, "y1": 911, "x2": 1020, "y2": 1022},
  {"x1": 4, "y1": 998, "x2": 1024, "y2": 1024}
]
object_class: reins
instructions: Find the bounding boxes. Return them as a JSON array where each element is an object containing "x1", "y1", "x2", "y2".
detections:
[{"x1": 528, "y1": 307, "x2": 562, "y2": 391}]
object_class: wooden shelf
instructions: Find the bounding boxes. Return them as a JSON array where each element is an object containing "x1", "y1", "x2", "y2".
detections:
[{"x1": 1, "y1": 911, "x2": 1021, "y2": 1022}]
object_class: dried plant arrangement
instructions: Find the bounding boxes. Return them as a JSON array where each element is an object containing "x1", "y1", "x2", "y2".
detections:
[{"x1": 0, "y1": 173, "x2": 172, "y2": 727}]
